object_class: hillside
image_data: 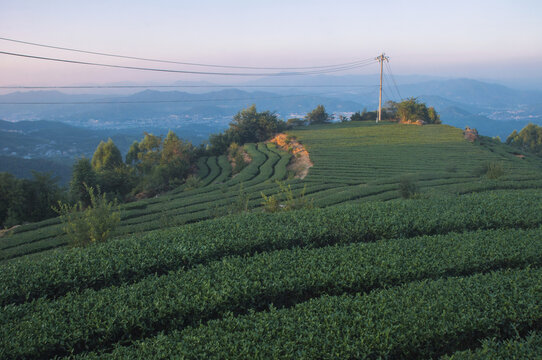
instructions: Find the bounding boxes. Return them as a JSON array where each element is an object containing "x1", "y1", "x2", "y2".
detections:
[{"x1": 1, "y1": 122, "x2": 542, "y2": 358}]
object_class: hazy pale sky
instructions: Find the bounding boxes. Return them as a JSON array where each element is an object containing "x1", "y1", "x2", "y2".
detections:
[{"x1": 1, "y1": 0, "x2": 541, "y2": 86}]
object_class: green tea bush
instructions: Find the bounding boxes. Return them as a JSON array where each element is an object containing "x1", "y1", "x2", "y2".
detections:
[{"x1": 81, "y1": 267, "x2": 542, "y2": 359}]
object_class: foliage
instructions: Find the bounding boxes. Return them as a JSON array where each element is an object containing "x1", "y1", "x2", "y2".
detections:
[
  {"x1": 506, "y1": 123, "x2": 542, "y2": 155},
  {"x1": 3, "y1": 189, "x2": 542, "y2": 306},
  {"x1": 5, "y1": 122, "x2": 542, "y2": 261},
  {"x1": 398, "y1": 175, "x2": 419, "y2": 198},
  {"x1": 443, "y1": 332, "x2": 542, "y2": 359},
  {"x1": 0, "y1": 171, "x2": 65, "y2": 228},
  {"x1": 305, "y1": 104, "x2": 329, "y2": 124},
  {"x1": 99, "y1": 131, "x2": 197, "y2": 197},
  {"x1": 286, "y1": 117, "x2": 306, "y2": 127},
  {"x1": 474, "y1": 161, "x2": 505, "y2": 179},
  {"x1": 70, "y1": 157, "x2": 96, "y2": 206},
  {"x1": 262, "y1": 181, "x2": 313, "y2": 212},
  {"x1": 351, "y1": 102, "x2": 397, "y2": 121},
  {"x1": 210, "y1": 105, "x2": 286, "y2": 154},
  {"x1": 395, "y1": 97, "x2": 441, "y2": 124},
  {"x1": 53, "y1": 185, "x2": 120, "y2": 247},
  {"x1": 183, "y1": 175, "x2": 202, "y2": 190},
  {"x1": 125, "y1": 141, "x2": 140, "y2": 165},
  {"x1": 91, "y1": 138, "x2": 124, "y2": 171},
  {"x1": 2, "y1": 227, "x2": 542, "y2": 358},
  {"x1": 350, "y1": 108, "x2": 377, "y2": 121},
  {"x1": 228, "y1": 142, "x2": 247, "y2": 174},
  {"x1": 85, "y1": 267, "x2": 542, "y2": 359},
  {"x1": 229, "y1": 183, "x2": 249, "y2": 214}
]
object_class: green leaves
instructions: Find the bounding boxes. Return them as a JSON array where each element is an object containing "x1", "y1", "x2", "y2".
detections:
[
  {"x1": 87, "y1": 267, "x2": 542, "y2": 359},
  {"x1": 3, "y1": 190, "x2": 542, "y2": 307},
  {"x1": 4, "y1": 226, "x2": 541, "y2": 359}
]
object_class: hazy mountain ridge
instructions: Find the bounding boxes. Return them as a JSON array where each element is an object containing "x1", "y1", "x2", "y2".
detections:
[{"x1": 0, "y1": 77, "x2": 540, "y2": 142}]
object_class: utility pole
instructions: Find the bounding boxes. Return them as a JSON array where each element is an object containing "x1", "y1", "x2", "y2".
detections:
[{"x1": 376, "y1": 53, "x2": 389, "y2": 123}]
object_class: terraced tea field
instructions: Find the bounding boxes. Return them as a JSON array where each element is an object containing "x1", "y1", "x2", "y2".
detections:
[
  {"x1": 2, "y1": 122, "x2": 542, "y2": 358},
  {"x1": 2, "y1": 122, "x2": 541, "y2": 262},
  {"x1": 2, "y1": 189, "x2": 542, "y2": 358}
]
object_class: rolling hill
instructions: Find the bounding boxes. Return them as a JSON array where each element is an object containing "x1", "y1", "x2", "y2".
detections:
[{"x1": 1, "y1": 121, "x2": 542, "y2": 358}]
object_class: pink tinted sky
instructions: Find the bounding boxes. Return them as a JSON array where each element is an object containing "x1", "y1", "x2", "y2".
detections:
[{"x1": 1, "y1": 0, "x2": 541, "y2": 86}]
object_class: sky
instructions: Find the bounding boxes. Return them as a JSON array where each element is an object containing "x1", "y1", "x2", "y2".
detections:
[{"x1": 1, "y1": 0, "x2": 541, "y2": 87}]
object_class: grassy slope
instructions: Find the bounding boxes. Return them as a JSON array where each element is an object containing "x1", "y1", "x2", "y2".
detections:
[
  {"x1": 2, "y1": 122, "x2": 541, "y2": 262},
  {"x1": 1, "y1": 122, "x2": 542, "y2": 358}
]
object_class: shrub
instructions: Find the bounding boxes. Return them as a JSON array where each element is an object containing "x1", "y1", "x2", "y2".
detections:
[
  {"x1": 474, "y1": 162, "x2": 505, "y2": 179},
  {"x1": 398, "y1": 176, "x2": 419, "y2": 199},
  {"x1": 485, "y1": 162, "x2": 505, "y2": 179},
  {"x1": 229, "y1": 183, "x2": 249, "y2": 214},
  {"x1": 261, "y1": 181, "x2": 313, "y2": 212},
  {"x1": 260, "y1": 193, "x2": 281, "y2": 213},
  {"x1": 54, "y1": 185, "x2": 121, "y2": 247},
  {"x1": 184, "y1": 175, "x2": 202, "y2": 190}
]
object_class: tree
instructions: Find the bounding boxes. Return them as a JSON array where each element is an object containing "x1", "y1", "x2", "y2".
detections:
[
  {"x1": 125, "y1": 141, "x2": 140, "y2": 165},
  {"x1": 210, "y1": 105, "x2": 286, "y2": 154},
  {"x1": 0, "y1": 173, "x2": 19, "y2": 227},
  {"x1": 1, "y1": 171, "x2": 65, "y2": 227},
  {"x1": 305, "y1": 105, "x2": 329, "y2": 124},
  {"x1": 160, "y1": 131, "x2": 194, "y2": 183},
  {"x1": 91, "y1": 138, "x2": 132, "y2": 200},
  {"x1": 396, "y1": 97, "x2": 440, "y2": 124},
  {"x1": 137, "y1": 133, "x2": 162, "y2": 174},
  {"x1": 350, "y1": 108, "x2": 378, "y2": 121},
  {"x1": 286, "y1": 118, "x2": 306, "y2": 128},
  {"x1": 70, "y1": 157, "x2": 96, "y2": 206},
  {"x1": 506, "y1": 123, "x2": 542, "y2": 155},
  {"x1": 427, "y1": 106, "x2": 441, "y2": 124},
  {"x1": 91, "y1": 139, "x2": 123, "y2": 171},
  {"x1": 24, "y1": 171, "x2": 64, "y2": 222}
]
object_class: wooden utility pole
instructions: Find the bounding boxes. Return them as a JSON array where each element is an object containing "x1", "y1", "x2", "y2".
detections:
[{"x1": 376, "y1": 53, "x2": 389, "y2": 123}]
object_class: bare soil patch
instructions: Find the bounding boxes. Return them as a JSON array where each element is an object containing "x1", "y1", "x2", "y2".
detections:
[{"x1": 270, "y1": 133, "x2": 313, "y2": 179}]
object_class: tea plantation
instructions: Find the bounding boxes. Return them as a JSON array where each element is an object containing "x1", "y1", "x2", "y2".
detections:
[{"x1": 1, "y1": 121, "x2": 542, "y2": 359}]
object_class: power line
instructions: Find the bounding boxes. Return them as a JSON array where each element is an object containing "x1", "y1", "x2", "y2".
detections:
[
  {"x1": 0, "y1": 36, "x2": 376, "y2": 71},
  {"x1": 0, "y1": 84, "x2": 380, "y2": 90},
  {"x1": 383, "y1": 72, "x2": 400, "y2": 102},
  {"x1": 0, "y1": 50, "x2": 377, "y2": 77},
  {"x1": 385, "y1": 61, "x2": 402, "y2": 100}
]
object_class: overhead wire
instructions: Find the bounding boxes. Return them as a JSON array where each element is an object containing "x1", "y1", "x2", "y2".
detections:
[
  {"x1": 0, "y1": 36, "x2": 376, "y2": 71},
  {"x1": 383, "y1": 71, "x2": 400, "y2": 102},
  {"x1": 385, "y1": 61, "x2": 402, "y2": 100},
  {"x1": 0, "y1": 50, "x2": 377, "y2": 77},
  {"x1": 0, "y1": 84, "x2": 380, "y2": 90}
]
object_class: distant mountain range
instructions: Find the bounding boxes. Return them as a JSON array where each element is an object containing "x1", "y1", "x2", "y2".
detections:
[{"x1": 0, "y1": 76, "x2": 541, "y2": 140}]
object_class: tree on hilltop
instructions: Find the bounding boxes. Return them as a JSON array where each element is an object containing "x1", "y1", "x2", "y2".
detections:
[
  {"x1": 506, "y1": 123, "x2": 542, "y2": 155},
  {"x1": 91, "y1": 139, "x2": 123, "y2": 171},
  {"x1": 396, "y1": 97, "x2": 440, "y2": 124},
  {"x1": 209, "y1": 105, "x2": 286, "y2": 154},
  {"x1": 305, "y1": 105, "x2": 330, "y2": 124}
]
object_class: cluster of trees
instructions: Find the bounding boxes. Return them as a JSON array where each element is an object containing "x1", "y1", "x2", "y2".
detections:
[
  {"x1": 71, "y1": 131, "x2": 201, "y2": 204},
  {"x1": 1, "y1": 130, "x2": 201, "y2": 228},
  {"x1": 0, "y1": 172, "x2": 65, "y2": 228},
  {"x1": 209, "y1": 105, "x2": 287, "y2": 154},
  {"x1": 395, "y1": 98, "x2": 440, "y2": 124},
  {"x1": 350, "y1": 98, "x2": 440, "y2": 124},
  {"x1": 506, "y1": 123, "x2": 542, "y2": 155},
  {"x1": 287, "y1": 99, "x2": 439, "y2": 127}
]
